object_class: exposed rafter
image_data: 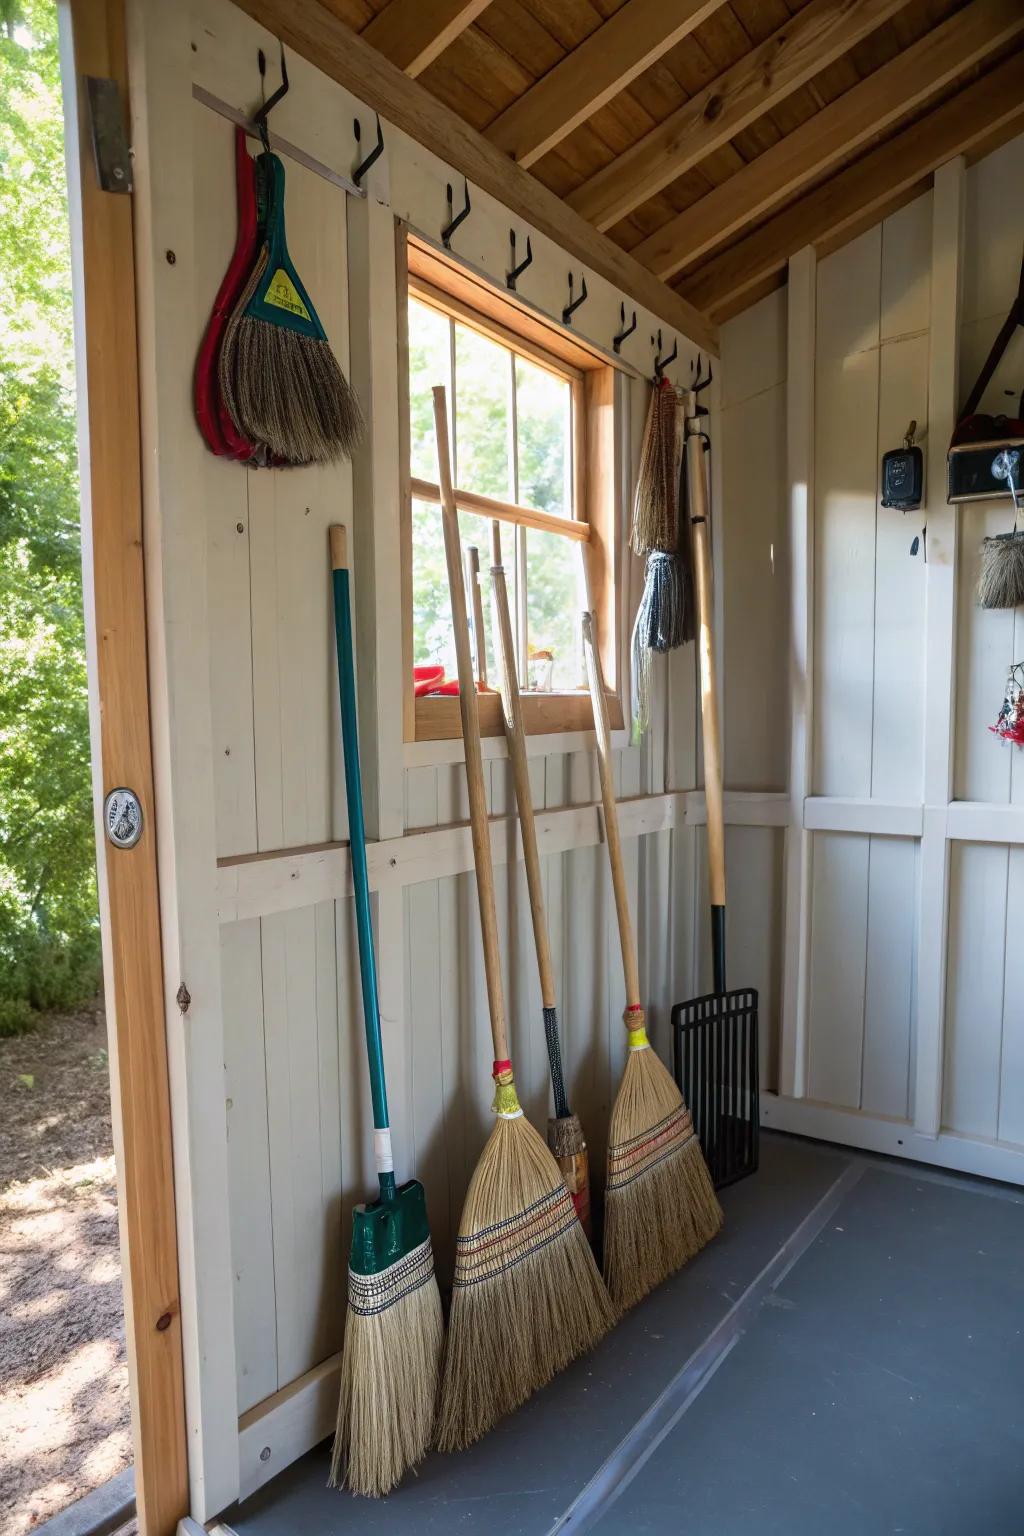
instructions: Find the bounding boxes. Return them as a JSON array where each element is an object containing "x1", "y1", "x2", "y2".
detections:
[
  {"x1": 233, "y1": 0, "x2": 719, "y2": 352},
  {"x1": 362, "y1": 0, "x2": 493, "y2": 78},
  {"x1": 633, "y1": 0, "x2": 1024, "y2": 282},
  {"x1": 568, "y1": 0, "x2": 910, "y2": 232},
  {"x1": 680, "y1": 54, "x2": 1024, "y2": 322},
  {"x1": 484, "y1": 0, "x2": 727, "y2": 169}
]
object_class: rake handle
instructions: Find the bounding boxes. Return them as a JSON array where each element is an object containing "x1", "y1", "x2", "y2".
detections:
[
  {"x1": 330, "y1": 524, "x2": 396, "y2": 1204},
  {"x1": 490, "y1": 522, "x2": 557, "y2": 1009},
  {"x1": 433, "y1": 388, "x2": 509, "y2": 1063},
  {"x1": 581, "y1": 602, "x2": 641, "y2": 1011},
  {"x1": 685, "y1": 400, "x2": 727, "y2": 994}
]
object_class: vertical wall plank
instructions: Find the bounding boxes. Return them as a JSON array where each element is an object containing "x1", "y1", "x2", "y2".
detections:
[
  {"x1": 915, "y1": 157, "x2": 965, "y2": 1139},
  {"x1": 997, "y1": 848, "x2": 1024, "y2": 1145},
  {"x1": 806, "y1": 832, "x2": 870, "y2": 1110},
  {"x1": 780, "y1": 246, "x2": 815, "y2": 1098},
  {"x1": 861, "y1": 838, "x2": 918, "y2": 1119},
  {"x1": 943, "y1": 842, "x2": 1007, "y2": 1139}
]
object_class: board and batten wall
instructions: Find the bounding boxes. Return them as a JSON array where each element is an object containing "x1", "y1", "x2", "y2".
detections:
[
  {"x1": 125, "y1": 0, "x2": 746, "y2": 1518},
  {"x1": 715, "y1": 133, "x2": 1024, "y2": 1184}
]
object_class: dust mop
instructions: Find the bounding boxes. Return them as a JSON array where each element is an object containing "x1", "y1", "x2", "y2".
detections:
[
  {"x1": 328, "y1": 525, "x2": 443, "y2": 1497},
  {"x1": 431, "y1": 388, "x2": 615, "y2": 1454},
  {"x1": 490, "y1": 520, "x2": 593, "y2": 1234},
  {"x1": 581, "y1": 584, "x2": 721, "y2": 1313}
]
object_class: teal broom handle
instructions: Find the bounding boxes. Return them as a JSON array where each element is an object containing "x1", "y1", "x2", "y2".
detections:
[{"x1": 330, "y1": 526, "x2": 396, "y2": 1205}]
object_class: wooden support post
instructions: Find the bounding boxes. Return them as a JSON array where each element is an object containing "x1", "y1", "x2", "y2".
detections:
[
  {"x1": 58, "y1": 2, "x2": 188, "y2": 1530},
  {"x1": 780, "y1": 246, "x2": 816, "y2": 1099},
  {"x1": 914, "y1": 157, "x2": 965, "y2": 1139}
]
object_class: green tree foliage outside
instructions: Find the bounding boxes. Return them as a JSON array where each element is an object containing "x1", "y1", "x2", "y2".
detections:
[{"x1": 0, "y1": 0, "x2": 101, "y2": 1033}]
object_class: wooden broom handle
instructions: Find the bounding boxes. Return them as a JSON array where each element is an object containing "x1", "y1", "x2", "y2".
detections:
[
  {"x1": 490, "y1": 522, "x2": 557, "y2": 1009},
  {"x1": 685, "y1": 404, "x2": 726, "y2": 911},
  {"x1": 432, "y1": 388, "x2": 509, "y2": 1063},
  {"x1": 581, "y1": 604, "x2": 641, "y2": 1010}
]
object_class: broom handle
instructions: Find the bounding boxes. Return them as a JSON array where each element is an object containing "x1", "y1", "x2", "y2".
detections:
[
  {"x1": 490, "y1": 521, "x2": 557, "y2": 1011},
  {"x1": 329, "y1": 524, "x2": 396, "y2": 1205},
  {"x1": 684, "y1": 404, "x2": 727, "y2": 994},
  {"x1": 465, "y1": 545, "x2": 487, "y2": 687},
  {"x1": 433, "y1": 388, "x2": 509, "y2": 1064},
  {"x1": 581, "y1": 603, "x2": 641, "y2": 1011}
]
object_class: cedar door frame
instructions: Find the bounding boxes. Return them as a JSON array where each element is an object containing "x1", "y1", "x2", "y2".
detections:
[{"x1": 397, "y1": 229, "x2": 623, "y2": 743}]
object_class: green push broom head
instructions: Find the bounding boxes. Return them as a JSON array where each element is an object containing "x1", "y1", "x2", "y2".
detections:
[{"x1": 233, "y1": 152, "x2": 364, "y2": 465}]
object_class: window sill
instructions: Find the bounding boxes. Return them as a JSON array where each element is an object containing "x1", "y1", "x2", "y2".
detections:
[{"x1": 413, "y1": 689, "x2": 624, "y2": 743}]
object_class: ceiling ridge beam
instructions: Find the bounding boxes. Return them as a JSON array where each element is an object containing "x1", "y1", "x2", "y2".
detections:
[
  {"x1": 681, "y1": 51, "x2": 1024, "y2": 321},
  {"x1": 231, "y1": 0, "x2": 718, "y2": 353},
  {"x1": 484, "y1": 0, "x2": 728, "y2": 169},
  {"x1": 362, "y1": 0, "x2": 494, "y2": 78},
  {"x1": 634, "y1": 0, "x2": 1024, "y2": 281},
  {"x1": 569, "y1": 0, "x2": 912, "y2": 233}
]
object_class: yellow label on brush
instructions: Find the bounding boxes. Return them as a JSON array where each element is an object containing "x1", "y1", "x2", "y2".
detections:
[{"x1": 264, "y1": 268, "x2": 311, "y2": 320}]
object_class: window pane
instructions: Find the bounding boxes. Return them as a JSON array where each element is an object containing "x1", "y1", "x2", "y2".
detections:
[
  {"x1": 411, "y1": 499, "x2": 497, "y2": 684},
  {"x1": 525, "y1": 528, "x2": 581, "y2": 692},
  {"x1": 454, "y1": 323, "x2": 513, "y2": 500},
  {"x1": 408, "y1": 298, "x2": 450, "y2": 482},
  {"x1": 515, "y1": 356, "x2": 571, "y2": 517}
]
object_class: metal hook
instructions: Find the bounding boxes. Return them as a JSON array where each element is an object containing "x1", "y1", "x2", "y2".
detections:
[
  {"x1": 613, "y1": 302, "x2": 637, "y2": 354},
  {"x1": 653, "y1": 329, "x2": 678, "y2": 379},
  {"x1": 352, "y1": 113, "x2": 384, "y2": 187},
  {"x1": 442, "y1": 180, "x2": 471, "y2": 249},
  {"x1": 253, "y1": 42, "x2": 289, "y2": 154},
  {"x1": 562, "y1": 270, "x2": 588, "y2": 326},
  {"x1": 506, "y1": 228, "x2": 534, "y2": 291},
  {"x1": 693, "y1": 352, "x2": 713, "y2": 392}
]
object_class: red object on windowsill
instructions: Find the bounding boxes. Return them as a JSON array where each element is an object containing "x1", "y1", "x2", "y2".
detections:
[{"x1": 413, "y1": 665, "x2": 491, "y2": 696}]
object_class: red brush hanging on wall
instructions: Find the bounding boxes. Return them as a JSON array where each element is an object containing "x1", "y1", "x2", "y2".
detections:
[{"x1": 989, "y1": 662, "x2": 1024, "y2": 747}]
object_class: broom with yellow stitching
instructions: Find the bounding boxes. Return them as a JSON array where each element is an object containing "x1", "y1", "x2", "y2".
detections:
[
  {"x1": 581, "y1": 587, "x2": 722, "y2": 1312},
  {"x1": 432, "y1": 388, "x2": 615, "y2": 1453}
]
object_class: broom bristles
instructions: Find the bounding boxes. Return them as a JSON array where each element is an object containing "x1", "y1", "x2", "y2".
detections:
[
  {"x1": 330, "y1": 1237, "x2": 443, "y2": 1498},
  {"x1": 978, "y1": 532, "x2": 1024, "y2": 610},
  {"x1": 436, "y1": 1113, "x2": 616, "y2": 1452},
  {"x1": 233, "y1": 317, "x2": 366, "y2": 465},
  {"x1": 604, "y1": 1022, "x2": 722, "y2": 1312}
]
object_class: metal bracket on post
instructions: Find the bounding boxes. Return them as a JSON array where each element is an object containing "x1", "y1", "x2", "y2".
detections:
[{"x1": 85, "y1": 77, "x2": 133, "y2": 193}]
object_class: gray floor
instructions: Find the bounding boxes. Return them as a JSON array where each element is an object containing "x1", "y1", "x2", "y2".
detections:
[{"x1": 223, "y1": 1135, "x2": 1024, "y2": 1536}]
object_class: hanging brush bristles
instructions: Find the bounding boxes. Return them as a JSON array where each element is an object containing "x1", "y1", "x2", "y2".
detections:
[
  {"x1": 432, "y1": 387, "x2": 615, "y2": 1454},
  {"x1": 629, "y1": 380, "x2": 692, "y2": 739},
  {"x1": 978, "y1": 532, "x2": 1024, "y2": 610},
  {"x1": 220, "y1": 152, "x2": 364, "y2": 465}
]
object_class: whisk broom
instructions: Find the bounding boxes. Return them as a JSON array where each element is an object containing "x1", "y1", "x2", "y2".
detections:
[
  {"x1": 490, "y1": 521, "x2": 592, "y2": 1235},
  {"x1": 328, "y1": 526, "x2": 443, "y2": 1496},
  {"x1": 581, "y1": 588, "x2": 721, "y2": 1312},
  {"x1": 219, "y1": 152, "x2": 364, "y2": 465},
  {"x1": 432, "y1": 388, "x2": 615, "y2": 1453}
]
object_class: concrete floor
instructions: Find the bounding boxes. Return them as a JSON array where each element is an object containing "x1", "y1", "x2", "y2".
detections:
[{"x1": 221, "y1": 1134, "x2": 1024, "y2": 1536}]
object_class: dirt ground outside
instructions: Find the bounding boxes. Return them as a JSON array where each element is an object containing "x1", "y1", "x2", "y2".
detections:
[{"x1": 0, "y1": 1001, "x2": 132, "y2": 1534}]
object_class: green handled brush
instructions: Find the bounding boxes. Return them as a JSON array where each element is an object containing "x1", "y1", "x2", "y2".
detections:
[
  {"x1": 223, "y1": 153, "x2": 364, "y2": 465},
  {"x1": 328, "y1": 525, "x2": 443, "y2": 1497}
]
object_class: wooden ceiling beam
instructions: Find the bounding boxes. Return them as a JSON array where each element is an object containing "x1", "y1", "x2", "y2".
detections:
[
  {"x1": 232, "y1": 0, "x2": 718, "y2": 353},
  {"x1": 681, "y1": 53, "x2": 1024, "y2": 321},
  {"x1": 484, "y1": 0, "x2": 727, "y2": 169},
  {"x1": 568, "y1": 0, "x2": 911, "y2": 232},
  {"x1": 635, "y1": 0, "x2": 1024, "y2": 280},
  {"x1": 362, "y1": 0, "x2": 494, "y2": 78}
]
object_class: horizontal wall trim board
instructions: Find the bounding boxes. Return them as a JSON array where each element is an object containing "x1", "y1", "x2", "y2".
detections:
[
  {"x1": 946, "y1": 802, "x2": 1024, "y2": 844},
  {"x1": 402, "y1": 727, "x2": 631, "y2": 768},
  {"x1": 215, "y1": 792, "x2": 684, "y2": 923},
  {"x1": 686, "y1": 790, "x2": 790, "y2": 828},
  {"x1": 237, "y1": 1353, "x2": 340, "y2": 1500},
  {"x1": 762, "y1": 1094, "x2": 1024, "y2": 1186},
  {"x1": 803, "y1": 797, "x2": 925, "y2": 837}
]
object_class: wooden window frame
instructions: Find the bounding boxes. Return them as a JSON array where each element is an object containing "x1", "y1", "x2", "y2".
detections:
[{"x1": 398, "y1": 231, "x2": 622, "y2": 743}]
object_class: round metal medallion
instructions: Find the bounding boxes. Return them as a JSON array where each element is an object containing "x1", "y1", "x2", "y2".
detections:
[{"x1": 103, "y1": 787, "x2": 143, "y2": 850}]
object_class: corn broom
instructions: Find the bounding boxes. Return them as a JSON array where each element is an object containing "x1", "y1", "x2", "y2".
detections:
[
  {"x1": 432, "y1": 389, "x2": 615, "y2": 1453},
  {"x1": 328, "y1": 526, "x2": 443, "y2": 1496},
  {"x1": 581, "y1": 591, "x2": 722, "y2": 1312},
  {"x1": 489, "y1": 520, "x2": 593, "y2": 1234}
]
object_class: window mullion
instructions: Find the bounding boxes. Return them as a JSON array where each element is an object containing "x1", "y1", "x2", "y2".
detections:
[{"x1": 511, "y1": 353, "x2": 529, "y2": 691}]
